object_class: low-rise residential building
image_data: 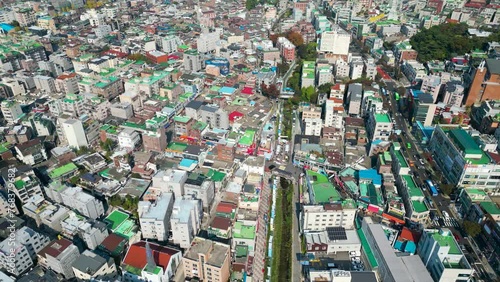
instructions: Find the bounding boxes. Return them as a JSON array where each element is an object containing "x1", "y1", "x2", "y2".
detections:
[
  {"x1": 184, "y1": 173, "x2": 215, "y2": 211},
  {"x1": 367, "y1": 112, "x2": 393, "y2": 141},
  {"x1": 12, "y1": 172, "x2": 43, "y2": 204},
  {"x1": 44, "y1": 182, "x2": 105, "y2": 219},
  {"x1": 72, "y1": 250, "x2": 118, "y2": 282},
  {"x1": 122, "y1": 241, "x2": 182, "y2": 282},
  {"x1": 37, "y1": 238, "x2": 81, "y2": 279},
  {"x1": 301, "y1": 200, "x2": 357, "y2": 232},
  {"x1": 23, "y1": 195, "x2": 70, "y2": 232},
  {"x1": 14, "y1": 138, "x2": 48, "y2": 165}
]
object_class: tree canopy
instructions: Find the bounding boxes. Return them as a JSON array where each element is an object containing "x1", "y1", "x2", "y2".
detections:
[
  {"x1": 410, "y1": 23, "x2": 500, "y2": 62},
  {"x1": 298, "y1": 42, "x2": 318, "y2": 61}
]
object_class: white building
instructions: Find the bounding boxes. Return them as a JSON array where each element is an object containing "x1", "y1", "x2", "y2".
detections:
[
  {"x1": 62, "y1": 118, "x2": 89, "y2": 149},
  {"x1": 301, "y1": 203, "x2": 357, "y2": 232},
  {"x1": 37, "y1": 238, "x2": 81, "y2": 279},
  {"x1": 335, "y1": 59, "x2": 350, "y2": 78},
  {"x1": 197, "y1": 31, "x2": 220, "y2": 53},
  {"x1": 418, "y1": 228, "x2": 474, "y2": 282},
  {"x1": 0, "y1": 227, "x2": 50, "y2": 276},
  {"x1": 34, "y1": 75, "x2": 57, "y2": 93},
  {"x1": 1, "y1": 100, "x2": 23, "y2": 124},
  {"x1": 347, "y1": 83, "x2": 363, "y2": 116},
  {"x1": 324, "y1": 98, "x2": 344, "y2": 129},
  {"x1": 161, "y1": 35, "x2": 182, "y2": 53},
  {"x1": 44, "y1": 182, "x2": 104, "y2": 219},
  {"x1": 138, "y1": 193, "x2": 174, "y2": 241},
  {"x1": 367, "y1": 112, "x2": 393, "y2": 141},
  {"x1": 318, "y1": 28, "x2": 351, "y2": 55},
  {"x1": 401, "y1": 60, "x2": 427, "y2": 83},
  {"x1": 170, "y1": 197, "x2": 203, "y2": 249},
  {"x1": 350, "y1": 61, "x2": 364, "y2": 80},
  {"x1": 304, "y1": 118, "x2": 323, "y2": 136},
  {"x1": 118, "y1": 128, "x2": 141, "y2": 151},
  {"x1": 11, "y1": 173, "x2": 43, "y2": 204},
  {"x1": 56, "y1": 73, "x2": 80, "y2": 95},
  {"x1": 60, "y1": 211, "x2": 108, "y2": 250},
  {"x1": 443, "y1": 81, "x2": 465, "y2": 107},
  {"x1": 72, "y1": 250, "x2": 118, "y2": 281},
  {"x1": 184, "y1": 174, "x2": 215, "y2": 210},
  {"x1": 304, "y1": 229, "x2": 361, "y2": 254},
  {"x1": 151, "y1": 169, "x2": 188, "y2": 198},
  {"x1": 93, "y1": 25, "x2": 112, "y2": 39}
]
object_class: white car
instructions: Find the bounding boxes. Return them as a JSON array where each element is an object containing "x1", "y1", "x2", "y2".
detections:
[{"x1": 443, "y1": 211, "x2": 450, "y2": 218}]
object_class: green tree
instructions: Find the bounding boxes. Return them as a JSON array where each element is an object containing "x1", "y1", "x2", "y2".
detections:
[
  {"x1": 317, "y1": 83, "x2": 333, "y2": 94},
  {"x1": 301, "y1": 86, "x2": 316, "y2": 103},
  {"x1": 286, "y1": 31, "x2": 304, "y2": 47},
  {"x1": 246, "y1": 0, "x2": 258, "y2": 10},
  {"x1": 298, "y1": 42, "x2": 317, "y2": 60},
  {"x1": 463, "y1": 220, "x2": 482, "y2": 237},
  {"x1": 277, "y1": 62, "x2": 289, "y2": 76},
  {"x1": 441, "y1": 184, "x2": 454, "y2": 195}
]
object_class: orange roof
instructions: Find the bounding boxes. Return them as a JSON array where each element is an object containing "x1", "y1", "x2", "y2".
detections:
[
  {"x1": 334, "y1": 106, "x2": 344, "y2": 111},
  {"x1": 217, "y1": 202, "x2": 237, "y2": 214},
  {"x1": 122, "y1": 241, "x2": 180, "y2": 271},
  {"x1": 329, "y1": 98, "x2": 343, "y2": 103},
  {"x1": 57, "y1": 73, "x2": 77, "y2": 80},
  {"x1": 398, "y1": 227, "x2": 421, "y2": 243},
  {"x1": 331, "y1": 83, "x2": 341, "y2": 90}
]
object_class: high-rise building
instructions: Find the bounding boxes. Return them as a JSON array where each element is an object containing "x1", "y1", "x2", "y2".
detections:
[
  {"x1": 367, "y1": 112, "x2": 393, "y2": 141},
  {"x1": 184, "y1": 49, "x2": 204, "y2": 72}
]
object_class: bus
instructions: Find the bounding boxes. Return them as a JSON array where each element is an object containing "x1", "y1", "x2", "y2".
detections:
[
  {"x1": 426, "y1": 180, "x2": 438, "y2": 196},
  {"x1": 394, "y1": 92, "x2": 400, "y2": 101},
  {"x1": 407, "y1": 142, "x2": 412, "y2": 149}
]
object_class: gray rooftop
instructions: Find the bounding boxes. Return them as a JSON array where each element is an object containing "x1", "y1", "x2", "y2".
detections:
[
  {"x1": 486, "y1": 58, "x2": 500, "y2": 75},
  {"x1": 185, "y1": 238, "x2": 229, "y2": 267},
  {"x1": 72, "y1": 250, "x2": 109, "y2": 275}
]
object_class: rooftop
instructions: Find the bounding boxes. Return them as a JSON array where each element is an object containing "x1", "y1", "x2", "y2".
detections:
[
  {"x1": 185, "y1": 238, "x2": 229, "y2": 267},
  {"x1": 375, "y1": 113, "x2": 391, "y2": 123},
  {"x1": 431, "y1": 229, "x2": 461, "y2": 255},
  {"x1": 233, "y1": 222, "x2": 256, "y2": 240},
  {"x1": 307, "y1": 170, "x2": 341, "y2": 204},
  {"x1": 48, "y1": 162, "x2": 78, "y2": 179},
  {"x1": 105, "y1": 210, "x2": 129, "y2": 230}
]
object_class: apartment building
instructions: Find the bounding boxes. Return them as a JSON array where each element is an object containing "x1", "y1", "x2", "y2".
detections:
[
  {"x1": 301, "y1": 201, "x2": 357, "y2": 232},
  {"x1": 197, "y1": 31, "x2": 219, "y2": 53},
  {"x1": 170, "y1": 197, "x2": 203, "y2": 249},
  {"x1": 301, "y1": 61, "x2": 315, "y2": 88},
  {"x1": 418, "y1": 229, "x2": 474, "y2": 282},
  {"x1": 14, "y1": 138, "x2": 48, "y2": 165},
  {"x1": 410, "y1": 91, "x2": 437, "y2": 127},
  {"x1": 199, "y1": 105, "x2": 230, "y2": 129},
  {"x1": 184, "y1": 173, "x2": 215, "y2": 210},
  {"x1": 45, "y1": 182, "x2": 104, "y2": 219},
  {"x1": 0, "y1": 227, "x2": 50, "y2": 276},
  {"x1": 61, "y1": 118, "x2": 88, "y2": 149},
  {"x1": 37, "y1": 238, "x2": 81, "y2": 279},
  {"x1": 184, "y1": 49, "x2": 204, "y2": 72},
  {"x1": 56, "y1": 73, "x2": 79, "y2": 95},
  {"x1": 183, "y1": 238, "x2": 231, "y2": 282},
  {"x1": 1, "y1": 100, "x2": 23, "y2": 124},
  {"x1": 420, "y1": 75, "x2": 442, "y2": 103},
  {"x1": 367, "y1": 112, "x2": 393, "y2": 142},
  {"x1": 138, "y1": 193, "x2": 174, "y2": 241},
  {"x1": 401, "y1": 60, "x2": 427, "y2": 83},
  {"x1": 304, "y1": 118, "x2": 323, "y2": 136},
  {"x1": 429, "y1": 126, "x2": 500, "y2": 193},
  {"x1": 318, "y1": 28, "x2": 350, "y2": 55},
  {"x1": 11, "y1": 172, "x2": 43, "y2": 204},
  {"x1": 15, "y1": 8, "x2": 36, "y2": 27},
  {"x1": 34, "y1": 75, "x2": 57, "y2": 93},
  {"x1": 118, "y1": 128, "x2": 141, "y2": 151},
  {"x1": 347, "y1": 83, "x2": 363, "y2": 116}
]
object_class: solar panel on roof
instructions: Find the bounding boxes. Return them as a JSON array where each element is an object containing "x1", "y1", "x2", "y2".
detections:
[{"x1": 326, "y1": 227, "x2": 347, "y2": 241}]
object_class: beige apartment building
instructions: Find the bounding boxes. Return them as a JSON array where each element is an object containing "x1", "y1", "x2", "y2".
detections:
[{"x1": 183, "y1": 238, "x2": 230, "y2": 282}]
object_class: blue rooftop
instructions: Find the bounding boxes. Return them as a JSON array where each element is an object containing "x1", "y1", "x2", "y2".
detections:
[
  {"x1": 179, "y1": 158, "x2": 197, "y2": 168},
  {"x1": 219, "y1": 86, "x2": 236, "y2": 95},
  {"x1": 0, "y1": 23, "x2": 14, "y2": 32},
  {"x1": 359, "y1": 169, "x2": 382, "y2": 186}
]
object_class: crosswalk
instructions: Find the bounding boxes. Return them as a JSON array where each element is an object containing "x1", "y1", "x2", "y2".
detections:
[{"x1": 432, "y1": 217, "x2": 460, "y2": 227}]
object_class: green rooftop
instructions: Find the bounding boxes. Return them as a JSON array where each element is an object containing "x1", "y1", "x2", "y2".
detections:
[
  {"x1": 233, "y1": 222, "x2": 256, "y2": 240},
  {"x1": 307, "y1": 170, "x2": 341, "y2": 204},
  {"x1": 49, "y1": 163, "x2": 78, "y2": 179},
  {"x1": 115, "y1": 219, "x2": 137, "y2": 239},
  {"x1": 105, "y1": 210, "x2": 129, "y2": 230},
  {"x1": 167, "y1": 142, "x2": 188, "y2": 152},
  {"x1": 394, "y1": 150, "x2": 409, "y2": 168},
  {"x1": 13, "y1": 179, "x2": 25, "y2": 190},
  {"x1": 207, "y1": 169, "x2": 226, "y2": 182},
  {"x1": 375, "y1": 113, "x2": 391, "y2": 123},
  {"x1": 356, "y1": 218, "x2": 378, "y2": 268},
  {"x1": 402, "y1": 175, "x2": 423, "y2": 198},
  {"x1": 239, "y1": 129, "x2": 256, "y2": 146},
  {"x1": 412, "y1": 200, "x2": 428, "y2": 213},
  {"x1": 445, "y1": 127, "x2": 490, "y2": 165},
  {"x1": 480, "y1": 201, "x2": 500, "y2": 215},
  {"x1": 0, "y1": 142, "x2": 11, "y2": 154},
  {"x1": 192, "y1": 121, "x2": 208, "y2": 131},
  {"x1": 174, "y1": 115, "x2": 191, "y2": 123},
  {"x1": 432, "y1": 231, "x2": 461, "y2": 255},
  {"x1": 100, "y1": 124, "x2": 118, "y2": 134}
]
